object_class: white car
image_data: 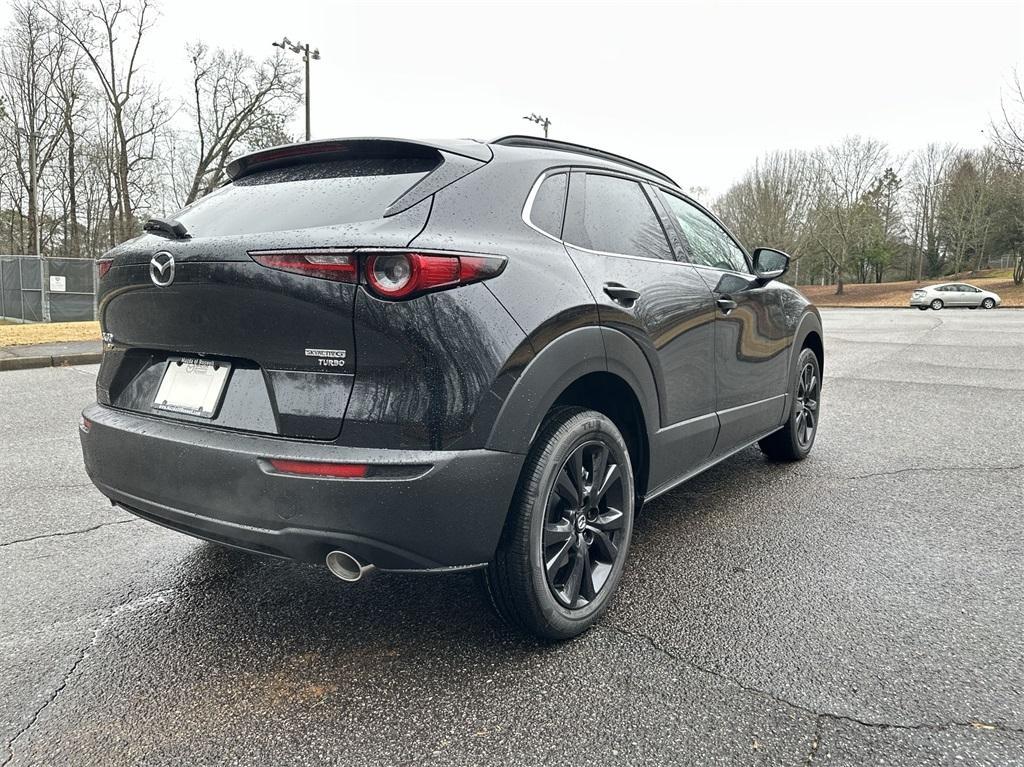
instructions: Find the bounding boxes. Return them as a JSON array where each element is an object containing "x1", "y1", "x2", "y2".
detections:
[{"x1": 910, "y1": 283, "x2": 1001, "y2": 310}]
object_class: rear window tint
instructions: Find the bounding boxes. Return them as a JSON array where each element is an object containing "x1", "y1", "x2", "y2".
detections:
[
  {"x1": 173, "y1": 157, "x2": 435, "y2": 237},
  {"x1": 529, "y1": 173, "x2": 567, "y2": 237}
]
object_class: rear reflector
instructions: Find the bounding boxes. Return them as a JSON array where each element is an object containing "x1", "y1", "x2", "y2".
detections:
[
  {"x1": 251, "y1": 250, "x2": 358, "y2": 282},
  {"x1": 97, "y1": 258, "x2": 114, "y2": 279},
  {"x1": 268, "y1": 459, "x2": 368, "y2": 478}
]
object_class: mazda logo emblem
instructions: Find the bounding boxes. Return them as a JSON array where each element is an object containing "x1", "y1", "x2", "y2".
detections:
[{"x1": 150, "y1": 251, "x2": 175, "y2": 287}]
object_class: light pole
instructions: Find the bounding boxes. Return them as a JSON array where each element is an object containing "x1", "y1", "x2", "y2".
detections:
[
  {"x1": 523, "y1": 113, "x2": 551, "y2": 138},
  {"x1": 273, "y1": 37, "x2": 321, "y2": 141}
]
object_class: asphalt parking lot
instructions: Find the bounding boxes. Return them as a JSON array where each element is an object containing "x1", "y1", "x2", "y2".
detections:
[{"x1": 2, "y1": 307, "x2": 1022, "y2": 766}]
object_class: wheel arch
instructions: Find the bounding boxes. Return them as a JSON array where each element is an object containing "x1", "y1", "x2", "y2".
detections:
[
  {"x1": 485, "y1": 326, "x2": 658, "y2": 497},
  {"x1": 791, "y1": 309, "x2": 825, "y2": 377}
]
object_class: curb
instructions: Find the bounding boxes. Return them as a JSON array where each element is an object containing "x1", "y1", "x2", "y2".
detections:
[{"x1": 0, "y1": 352, "x2": 102, "y2": 372}]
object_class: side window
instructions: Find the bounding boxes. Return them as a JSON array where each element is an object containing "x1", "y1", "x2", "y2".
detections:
[
  {"x1": 563, "y1": 173, "x2": 673, "y2": 260},
  {"x1": 528, "y1": 172, "x2": 567, "y2": 238},
  {"x1": 658, "y1": 191, "x2": 749, "y2": 273}
]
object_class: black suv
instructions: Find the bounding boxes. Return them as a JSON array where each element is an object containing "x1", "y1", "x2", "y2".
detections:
[{"x1": 80, "y1": 136, "x2": 823, "y2": 639}]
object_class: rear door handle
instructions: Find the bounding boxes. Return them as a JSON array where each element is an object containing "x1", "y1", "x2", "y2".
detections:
[
  {"x1": 716, "y1": 296, "x2": 737, "y2": 313},
  {"x1": 603, "y1": 283, "x2": 642, "y2": 305}
]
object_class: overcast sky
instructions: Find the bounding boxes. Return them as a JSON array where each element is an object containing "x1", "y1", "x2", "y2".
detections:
[{"x1": 8, "y1": 0, "x2": 1024, "y2": 196}]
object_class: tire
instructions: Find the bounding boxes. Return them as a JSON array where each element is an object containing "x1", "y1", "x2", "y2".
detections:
[
  {"x1": 482, "y1": 407, "x2": 635, "y2": 640},
  {"x1": 982, "y1": 298, "x2": 995, "y2": 309},
  {"x1": 930, "y1": 299, "x2": 943, "y2": 310},
  {"x1": 759, "y1": 347, "x2": 821, "y2": 462}
]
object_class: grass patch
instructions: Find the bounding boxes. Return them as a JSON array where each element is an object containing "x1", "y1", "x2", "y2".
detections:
[{"x1": 0, "y1": 320, "x2": 101, "y2": 347}]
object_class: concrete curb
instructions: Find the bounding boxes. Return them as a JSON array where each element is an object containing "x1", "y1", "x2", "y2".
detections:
[{"x1": 0, "y1": 352, "x2": 102, "y2": 372}]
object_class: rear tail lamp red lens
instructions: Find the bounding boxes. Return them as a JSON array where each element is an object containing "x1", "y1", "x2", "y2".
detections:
[
  {"x1": 251, "y1": 251, "x2": 358, "y2": 282},
  {"x1": 363, "y1": 252, "x2": 505, "y2": 300},
  {"x1": 268, "y1": 459, "x2": 368, "y2": 478},
  {"x1": 250, "y1": 248, "x2": 506, "y2": 299},
  {"x1": 97, "y1": 258, "x2": 114, "y2": 279}
]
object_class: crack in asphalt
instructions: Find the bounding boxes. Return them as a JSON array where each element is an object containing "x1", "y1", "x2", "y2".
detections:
[
  {"x1": 1, "y1": 641, "x2": 89, "y2": 767},
  {"x1": 841, "y1": 464, "x2": 1024, "y2": 481},
  {"x1": 1, "y1": 585, "x2": 178, "y2": 766},
  {"x1": 603, "y1": 624, "x2": 1024, "y2": 738},
  {"x1": 0, "y1": 519, "x2": 137, "y2": 548},
  {"x1": 830, "y1": 374, "x2": 1023, "y2": 393}
]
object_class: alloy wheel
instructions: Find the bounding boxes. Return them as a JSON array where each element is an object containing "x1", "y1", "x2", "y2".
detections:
[
  {"x1": 794, "y1": 361, "x2": 820, "y2": 449},
  {"x1": 542, "y1": 440, "x2": 627, "y2": 609}
]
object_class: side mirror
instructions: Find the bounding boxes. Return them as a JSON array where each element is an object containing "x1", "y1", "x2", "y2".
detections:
[{"x1": 752, "y1": 247, "x2": 791, "y2": 284}]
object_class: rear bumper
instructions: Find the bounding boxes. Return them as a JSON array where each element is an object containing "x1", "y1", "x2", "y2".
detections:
[{"x1": 79, "y1": 404, "x2": 524, "y2": 571}]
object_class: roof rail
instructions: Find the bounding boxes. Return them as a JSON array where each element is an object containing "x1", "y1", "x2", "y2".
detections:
[{"x1": 491, "y1": 135, "x2": 678, "y2": 187}]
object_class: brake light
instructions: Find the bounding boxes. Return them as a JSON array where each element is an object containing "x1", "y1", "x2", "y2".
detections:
[
  {"x1": 364, "y1": 252, "x2": 505, "y2": 300},
  {"x1": 251, "y1": 250, "x2": 357, "y2": 282},
  {"x1": 268, "y1": 459, "x2": 368, "y2": 478},
  {"x1": 97, "y1": 258, "x2": 114, "y2": 279},
  {"x1": 249, "y1": 248, "x2": 506, "y2": 298}
]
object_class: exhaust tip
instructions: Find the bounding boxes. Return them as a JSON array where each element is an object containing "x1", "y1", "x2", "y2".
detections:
[{"x1": 326, "y1": 550, "x2": 369, "y2": 582}]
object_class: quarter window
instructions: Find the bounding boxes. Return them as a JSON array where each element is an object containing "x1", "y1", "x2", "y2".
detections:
[
  {"x1": 658, "y1": 192, "x2": 749, "y2": 273},
  {"x1": 563, "y1": 173, "x2": 673, "y2": 260},
  {"x1": 529, "y1": 172, "x2": 568, "y2": 238}
]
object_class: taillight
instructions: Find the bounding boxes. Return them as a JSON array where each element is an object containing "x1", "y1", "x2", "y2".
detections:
[
  {"x1": 249, "y1": 248, "x2": 506, "y2": 299},
  {"x1": 364, "y1": 252, "x2": 505, "y2": 300},
  {"x1": 250, "y1": 250, "x2": 358, "y2": 282},
  {"x1": 97, "y1": 258, "x2": 114, "y2": 279}
]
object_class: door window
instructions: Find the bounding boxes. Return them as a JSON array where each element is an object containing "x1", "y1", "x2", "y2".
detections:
[
  {"x1": 563, "y1": 173, "x2": 673, "y2": 260},
  {"x1": 658, "y1": 191, "x2": 749, "y2": 273}
]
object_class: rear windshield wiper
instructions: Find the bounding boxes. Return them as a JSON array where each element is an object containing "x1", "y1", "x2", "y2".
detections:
[{"x1": 144, "y1": 216, "x2": 190, "y2": 239}]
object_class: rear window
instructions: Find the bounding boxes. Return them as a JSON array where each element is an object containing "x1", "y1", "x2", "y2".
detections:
[
  {"x1": 173, "y1": 157, "x2": 436, "y2": 237},
  {"x1": 529, "y1": 173, "x2": 567, "y2": 237}
]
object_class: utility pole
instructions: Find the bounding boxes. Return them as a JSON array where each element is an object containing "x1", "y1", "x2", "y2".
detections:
[
  {"x1": 273, "y1": 37, "x2": 321, "y2": 141},
  {"x1": 523, "y1": 113, "x2": 551, "y2": 138}
]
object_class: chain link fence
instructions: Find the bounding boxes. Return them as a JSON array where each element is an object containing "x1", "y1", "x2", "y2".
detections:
[{"x1": 0, "y1": 255, "x2": 97, "y2": 323}]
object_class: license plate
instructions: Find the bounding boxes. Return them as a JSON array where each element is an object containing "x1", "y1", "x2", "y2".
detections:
[{"x1": 153, "y1": 358, "x2": 231, "y2": 418}]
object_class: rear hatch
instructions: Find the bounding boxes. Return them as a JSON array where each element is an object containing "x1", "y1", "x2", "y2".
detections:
[{"x1": 97, "y1": 139, "x2": 488, "y2": 440}]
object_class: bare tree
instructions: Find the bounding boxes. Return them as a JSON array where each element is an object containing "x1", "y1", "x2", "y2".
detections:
[
  {"x1": 44, "y1": 0, "x2": 170, "y2": 244},
  {"x1": 905, "y1": 143, "x2": 955, "y2": 280},
  {"x1": 183, "y1": 43, "x2": 300, "y2": 204},
  {"x1": 715, "y1": 150, "x2": 816, "y2": 275},
  {"x1": 991, "y1": 70, "x2": 1024, "y2": 172},
  {"x1": 989, "y1": 71, "x2": 1024, "y2": 284},
  {"x1": 810, "y1": 136, "x2": 889, "y2": 294},
  {"x1": 0, "y1": 0, "x2": 71, "y2": 254}
]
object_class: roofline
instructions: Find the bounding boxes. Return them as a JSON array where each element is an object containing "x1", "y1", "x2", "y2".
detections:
[{"x1": 490, "y1": 135, "x2": 678, "y2": 187}]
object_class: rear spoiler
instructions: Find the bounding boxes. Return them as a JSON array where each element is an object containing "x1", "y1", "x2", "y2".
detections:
[{"x1": 225, "y1": 137, "x2": 493, "y2": 217}]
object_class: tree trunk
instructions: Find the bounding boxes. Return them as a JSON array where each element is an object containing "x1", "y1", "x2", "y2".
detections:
[{"x1": 67, "y1": 125, "x2": 79, "y2": 258}]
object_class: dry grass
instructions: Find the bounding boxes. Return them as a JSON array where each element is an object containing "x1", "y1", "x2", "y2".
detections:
[
  {"x1": 799, "y1": 269, "x2": 1024, "y2": 308},
  {"x1": 0, "y1": 320, "x2": 101, "y2": 347}
]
